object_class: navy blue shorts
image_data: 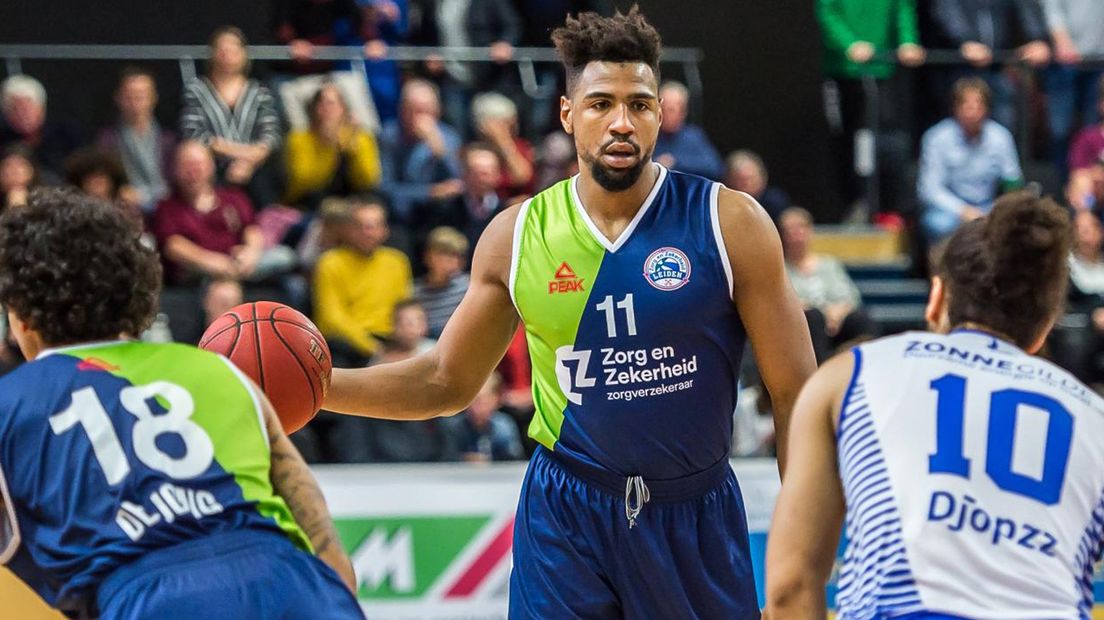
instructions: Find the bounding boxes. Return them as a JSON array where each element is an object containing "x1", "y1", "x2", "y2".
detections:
[
  {"x1": 509, "y1": 446, "x2": 760, "y2": 619},
  {"x1": 96, "y1": 529, "x2": 364, "y2": 619}
]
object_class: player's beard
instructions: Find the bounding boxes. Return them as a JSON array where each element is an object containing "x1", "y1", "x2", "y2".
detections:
[{"x1": 581, "y1": 140, "x2": 652, "y2": 192}]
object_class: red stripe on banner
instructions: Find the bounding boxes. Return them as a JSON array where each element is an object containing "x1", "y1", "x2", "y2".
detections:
[{"x1": 444, "y1": 518, "x2": 514, "y2": 598}]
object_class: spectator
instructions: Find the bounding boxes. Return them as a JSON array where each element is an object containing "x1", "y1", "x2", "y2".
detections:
[
  {"x1": 379, "y1": 79, "x2": 463, "y2": 223},
  {"x1": 327, "y1": 300, "x2": 455, "y2": 463},
  {"x1": 0, "y1": 145, "x2": 39, "y2": 210},
  {"x1": 918, "y1": 78, "x2": 1024, "y2": 242},
  {"x1": 816, "y1": 0, "x2": 924, "y2": 211},
  {"x1": 442, "y1": 374, "x2": 524, "y2": 462},
  {"x1": 1043, "y1": 0, "x2": 1104, "y2": 180},
  {"x1": 1058, "y1": 210, "x2": 1104, "y2": 383},
  {"x1": 153, "y1": 141, "x2": 296, "y2": 286},
  {"x1": 63, "y1": 148, "x2": 131, "y2": 204},
  {"x1": 415, "y1": 142, "x2": 502, "y2": 251},
  {"x1": 928, "y1": 0, "x2": 1050, "y2": 130},
  {"x1": 1069, "y1": 78, "x2": 1104, "y2": 174},
  {"x1": 779, "y1": 207, "x2": 874, "y2": 362},
  {"x1": 355, "y1": 0, "x2": 409, "y2": 123},
  {"x1": 97, "y1": 66, "x2": 176, "y2": 213},
  {"x1": 0, "y1": 75, "x2": 85, "y2": 179},
  {"x1": 1068, "y1": 156, "x2": 1104, "y2": 213},
  {"x1": 413, "y1": 226, "x2": 470, "y2": 338},
  {"x1": 180, "y1": 27, "x2": 282, "y2": 208},
  {"x1": 534, "y1": 131, "x2": 577, "y2": 191},
  {"x1": 202, "y1": 278, "x2": 244, "y2": 327},
  {"x1": 408, "y1": 0, "x2": 523, "y2": 133},
  {"x1": 654, "y1": 81, "x2": 724, "y2": 180},
  {"x1": 284, "y1": 82, "x2": 382, "y2": 209},
  {"x1": 313, "y1": 197, "x2": 413, "y2": 366},
  {"x1": 296, "y1": 196, "x2": 355, "y2": 271},
  {"x1": 272, "y1": 0, "x2": 381, "y2": 132},
  {"x1": 725, "y1": 150, "x2": 791, "y2": 224},
  {"x1": 471, "y1": 91, "x2": 534, "y2": 198}
]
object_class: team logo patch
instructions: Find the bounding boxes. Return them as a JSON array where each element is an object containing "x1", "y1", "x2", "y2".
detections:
[{"x1": 643, "y1": 247, "x2": 691, "y2": 291}]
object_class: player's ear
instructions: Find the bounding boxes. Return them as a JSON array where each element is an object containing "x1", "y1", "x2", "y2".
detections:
[
  {"x1": 924, "y1": 276, "x2": 948, "y2": 333},
  {"x1": 560, "y1": 96, "x2": 574, "y2": 135}
]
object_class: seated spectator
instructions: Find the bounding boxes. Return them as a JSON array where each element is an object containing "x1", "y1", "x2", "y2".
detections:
[
  {"x1": 295, "y1": 196, "x2": 354, "y2": 271},
  {"x1": 327, "y1": 300, "x2": 455, "y2": 463},
  {"x1": 271, "y1": 0, "x2": 380, "y2": 132},
  {"x1": 0, "y1": 75, "x2": 85, "y2": 178},
  {"x1": 442, "y1": 374, "x2": 524, "y2": 462},
  {"x1": 0, "y1": 145, "x2": 39, "y2": 210},
  {"x1": 725, "y1": 150, "x2": 791, "y2": 224},
  {"x1": 153, "y1": 141, "x2": 296, "y2": 285},
  {"x1": 64, "y1": 148, "x2": 131, "y2": 204},
  {"x1": 1059, "y1": 210, "x2": 1104, "y2": 383},
  {"x1": 378, "y1": 79, "x2": 463, "y2": 223},
  {"x1": 1067, "y1": 78, "x2": 1104, "y2": 211},
  {"x1": 918, "y1": 78, "x2": 1023, "y2": 243},
  {"x1": 97, "y1": 66, "x2": 176, "y2": 213},
  {"x1": 779, "y1": 207, "x2": 874, "y2": 361},
  {"x1": 313, "y1": 196, "x2": 412, "y2": 366},
  {"x1": 284, "y1": 82, "x2": 382, "y2": 209},
  {"x1": 180, "y1": 27, "x2": 282, "y2": 207},
  {"x1": 534, "y1": 131, "x2": 577, "y2": 191},
  {"x1": 354, "y1": 0, "x2": 408, "y2": 123},
  {"x1": 654, "y1": 81, "x2": 724, "y2": 181},
  {"x1": 415, "y1": 143, "x2": 503, "y2": 252},
  {"x1": 471, "y1": 92, "x2": 534, "y2": 198},
  {"x1": 414, "y1": 226, "x2": 470, "y2": 338}
]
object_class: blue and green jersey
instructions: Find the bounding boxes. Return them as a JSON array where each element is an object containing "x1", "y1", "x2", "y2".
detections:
[
  {"x1": 0, "y1": 340, "x2": 309, "y2": 613},
  {"x1": 510, "y1": 166, "x2": 748, "y2": 479}
]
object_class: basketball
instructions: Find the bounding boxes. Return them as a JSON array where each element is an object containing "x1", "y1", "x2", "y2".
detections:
[{"x1": 199, "y1": 301, "x2": 332, "y2": 434}]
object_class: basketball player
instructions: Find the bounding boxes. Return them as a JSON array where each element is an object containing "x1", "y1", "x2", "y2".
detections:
[
  {"x1": 0, "y1": 190, "x2": 362, "y2": 619},
  {"x1": 765, "y1": 193, "x2": 1102, "y2": 617},
  {"x1": 324, "y1": 8, "x2": 816, "y2": 618}
]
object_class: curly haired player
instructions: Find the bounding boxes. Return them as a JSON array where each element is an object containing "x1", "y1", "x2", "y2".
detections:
[
  {"x1": 0, "y1": 189, "x2": 361, "y2": 619},
  {"x1": 322, "y1": 7, "x2": 815, "y2": 618}
]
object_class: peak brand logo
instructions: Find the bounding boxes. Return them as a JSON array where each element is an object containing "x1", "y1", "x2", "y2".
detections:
[{"x1": 549, "y1": 261, "x2": 586, "y2": 294}]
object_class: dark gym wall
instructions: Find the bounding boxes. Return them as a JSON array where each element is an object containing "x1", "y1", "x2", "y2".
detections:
[{"x1": 0, "y1": 0, "x2": 842, "y2": 219}]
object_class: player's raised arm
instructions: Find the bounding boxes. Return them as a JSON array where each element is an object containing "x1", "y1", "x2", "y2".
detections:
[
  {"x1": 323, "y1": 206, "x2": 521, "y2": 420},
  {"x1": 764, "y1": 351, "x2": 851, "y2": 618},
  {"x1": 259, "y1": 391, "x2": 357, "y2": 593},
  {"x1": 719, "y1": 188, "x2": 817, "y2": 474}
]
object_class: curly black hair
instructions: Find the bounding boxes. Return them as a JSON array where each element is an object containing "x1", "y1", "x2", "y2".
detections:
[
  {"x1": 939, "y1": 190, "x2": 1071, "y2": 348},
  {"x1": 552, "y1": 5, "x2": 662, "y2": 93},
  {"x1": 0, "y1": 188, "x2": 161, "y2": 345}
]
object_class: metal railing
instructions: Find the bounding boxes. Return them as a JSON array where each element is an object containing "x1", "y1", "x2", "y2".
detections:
[{"x1": 0, "y1": 43, "x2": 706, "y2": 119}]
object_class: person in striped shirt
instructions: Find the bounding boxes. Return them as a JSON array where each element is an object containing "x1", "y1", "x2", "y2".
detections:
[{"x1": 413, "y1": 226, "x2": 470, "y2": 339}]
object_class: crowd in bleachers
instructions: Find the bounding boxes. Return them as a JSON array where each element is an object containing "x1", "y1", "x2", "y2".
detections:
[{"x1": 2, "y1": 0, "x2": 1104, "y2": 461}]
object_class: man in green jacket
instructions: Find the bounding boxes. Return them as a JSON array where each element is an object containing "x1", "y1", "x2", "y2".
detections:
[{"x1": 817, "y1": 0, "x2": 925, "y2": 215}]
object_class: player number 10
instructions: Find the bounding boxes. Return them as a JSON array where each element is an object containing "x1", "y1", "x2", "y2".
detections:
[
  {"x1": 596, "y1": 294, "x2": 637, "y2": 338},
  {"x1": 928, "y1": 373, "x2": 1073, "y2": 505}
]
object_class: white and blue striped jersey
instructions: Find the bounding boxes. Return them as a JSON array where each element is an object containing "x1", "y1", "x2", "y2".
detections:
[{"x1": 837, "y1": 330, "x2": 1104, "y2": 619}]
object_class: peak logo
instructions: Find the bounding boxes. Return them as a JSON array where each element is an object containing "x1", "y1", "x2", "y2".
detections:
[{"x1": 548, "y1": 261, "x2": 586, "y2": 294}]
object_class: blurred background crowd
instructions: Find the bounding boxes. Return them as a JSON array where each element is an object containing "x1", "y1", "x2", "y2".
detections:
[{"x1": 1, "y1": 0, "x2": 1104, "y2": 462}]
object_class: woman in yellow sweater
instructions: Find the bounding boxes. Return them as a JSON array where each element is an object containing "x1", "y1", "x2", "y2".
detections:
[{"x1": 284, "y1": 82, "x2": 382, "y2": 209}]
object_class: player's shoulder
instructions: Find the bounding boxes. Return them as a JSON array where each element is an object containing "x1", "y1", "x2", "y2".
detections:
[{"x1": 714, "y1": 185, "x2": 775, "y2": 233}]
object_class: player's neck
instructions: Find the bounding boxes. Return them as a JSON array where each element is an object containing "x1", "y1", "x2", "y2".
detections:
[{"x1": 576, "y1": 162, "x2": 660, "y2": 222}]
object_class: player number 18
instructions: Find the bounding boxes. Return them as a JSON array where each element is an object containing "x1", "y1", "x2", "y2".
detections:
[{"x1": 49, "y1": 382, "x2": 215, "y2": 486}]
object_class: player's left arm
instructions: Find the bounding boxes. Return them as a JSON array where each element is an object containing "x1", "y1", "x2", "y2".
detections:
[
  {"x1": 257, "y1": 392, "x2": 357, "y2": 593},
  {"x1": 764, "y1": 352, "x2": 852, "y2": 618},
  {"x1": 718, "y1": 188, "x2": 817, "y2": 475}
]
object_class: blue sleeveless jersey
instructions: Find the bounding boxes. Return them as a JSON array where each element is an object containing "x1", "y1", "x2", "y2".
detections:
[
  {"x1": 510, "y1": 165, "x2": 747, "y2": 478},
  {"x1": 0, "y1": 341, "x2": 310, "y2": 614}
]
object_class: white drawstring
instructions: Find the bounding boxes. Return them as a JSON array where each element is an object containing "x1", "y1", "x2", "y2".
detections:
[{"x1": 624, "y1": 475, "x2": 651, "y2": 529}]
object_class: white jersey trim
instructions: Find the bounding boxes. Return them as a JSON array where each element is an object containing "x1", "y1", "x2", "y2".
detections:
[
  {"x1": 507, "y1": 198, "x2": 533, "y2": 316},
  {"x1": 709, "y1": 182, "x2": 735, "y2": 298},
  {"x1": 217, "y1": 356, "x2": 270, "y2": 450},
  {"x1": 0, "y1": 458, "x2": 21, "y2": 565},
  {"x1": 569, "y1": 163, "x2": 668, "y2": 253}
]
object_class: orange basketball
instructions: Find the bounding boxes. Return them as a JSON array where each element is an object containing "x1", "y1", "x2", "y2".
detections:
[{"x1": 199, "y1": 301, "x2": 331, "y2": 434}]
